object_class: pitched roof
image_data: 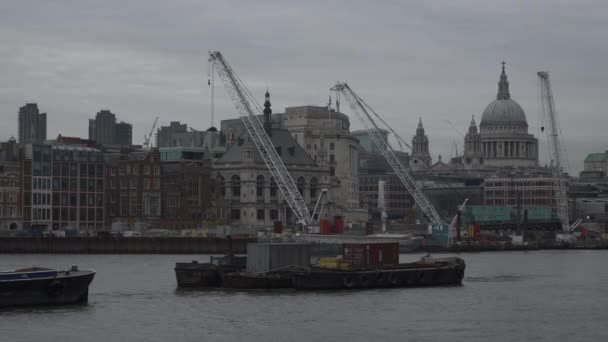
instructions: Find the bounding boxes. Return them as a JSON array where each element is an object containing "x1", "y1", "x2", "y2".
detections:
[{"x1": 217, "y1": 129, "x2": 318, "y2": 166}]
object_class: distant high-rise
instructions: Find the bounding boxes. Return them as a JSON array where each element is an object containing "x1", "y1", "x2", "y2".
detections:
[
  {"x1": 18, "y1": 103, "x2": 47, "y2": 144},
  {"x1": 88, "y1": 110, "x2": 132, "y2": 145},
  {"x1": 115, "y1": 122, "x2": 132, "y2": 146},
  {"x1": 91, "y1": 110, "x2": 116, "y2": 145}
]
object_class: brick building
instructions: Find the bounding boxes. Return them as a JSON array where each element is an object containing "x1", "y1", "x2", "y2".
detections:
[{"x1": 105, "y1": 150, "x2": 161, "y2": 228}]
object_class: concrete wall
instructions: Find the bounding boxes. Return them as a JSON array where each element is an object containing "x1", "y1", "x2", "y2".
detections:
[{"x1": 0, "y1": 237, "x2": 254, "y2": 254}]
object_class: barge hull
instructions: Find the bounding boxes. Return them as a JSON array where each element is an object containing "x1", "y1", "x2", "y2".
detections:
[
  {"x1": 0, "y1": 271, "x2": 95, "y2": 307},
  {"x1": 291, "y1": 258, "x2": 465, "y2": 290}
]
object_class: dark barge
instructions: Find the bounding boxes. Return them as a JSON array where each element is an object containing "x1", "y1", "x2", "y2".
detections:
[
  {"x1": 0, "y1": 266, "x2": 95, "y2": 308},
  {"x1": 290, "y1": 257, "x2": 465, "y2": 290}
]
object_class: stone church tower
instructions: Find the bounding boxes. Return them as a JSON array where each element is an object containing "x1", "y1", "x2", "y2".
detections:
[{"x1": 409, "y1": 118, "x2": 432, "y2": 171}]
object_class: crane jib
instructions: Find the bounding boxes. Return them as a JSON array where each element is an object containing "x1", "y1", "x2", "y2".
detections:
[{"x1": 209, "y1": 51, "x2": 312, "y2": 227}]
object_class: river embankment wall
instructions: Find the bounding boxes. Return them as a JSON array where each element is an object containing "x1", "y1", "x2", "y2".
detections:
[{"x1": 0, "y1": 237, "x2": 255, "y2": 254}]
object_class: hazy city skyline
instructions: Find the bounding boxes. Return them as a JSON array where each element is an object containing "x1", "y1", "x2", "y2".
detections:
[{"x1": 1, "y1": 1, "x2": 606, "y2": 174}]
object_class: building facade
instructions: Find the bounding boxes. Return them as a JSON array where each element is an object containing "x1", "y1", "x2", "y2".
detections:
[
  {"x1": 484, "y1": 177, "x2": 560, "y2": 207},
  {"x1": 0, "y1": 162, "x2": 21, "y2": 231},
  {"x1": 280, "y1": 105, "x2": 363, "y2": 219},
  {"x1": 160, "y1": 158, "x2": 213, "y2": 230},
  {"x1": 115, "y1": 122, "x2": 133, "y2": 146},
  {"x1": 352, "y1": 129, "x2": 389, "y2": 155},
  {"x1": 50, "y1": 145, "x2": 105, "y2": 232},
  {"x1": 105, "y1": 150, "x2": 161, "y2": 229},
  {"x1": 214, "y1": 93, "x2": 331, "y2": 228},
  {"x1": 18, "y1": 103, "x2": 47, "y2": 144},
  {"x1": 582, "y1": 151, "x2": 608, "y2": 178}
]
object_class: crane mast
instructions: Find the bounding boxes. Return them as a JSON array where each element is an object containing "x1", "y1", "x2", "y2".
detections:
[
  {"x1": 331, "y1": 82, "x2": 443, "y2": 224},
  {"x1": 208, "y1": 51, "x2": 312, "y2": 227},
  {"x1": 143, "y1": 116, "x2": 158, "y2": 149},
  {"x1": 537, "y1": 71, "x2": 569, "y2": 232}
]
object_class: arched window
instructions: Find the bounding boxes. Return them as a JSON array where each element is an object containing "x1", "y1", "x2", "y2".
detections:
[
  {"x1": 256, "y1": 175, "x2": 265, "y2": 198},
  {"x1": 270, "y1": 177, "x2": 277, "y2": 197},
  {"x1": 216, "y1": 175, "x2": 225, "y2": 199},
  {"x1": 297, "y1": 177, "x2": 305, "y2": 196},
  {"x1": 231, "y1": 175, "x2": 241, "y2": 197},
  {"x1": 310, "y1": 177, "x2": 318, "y2": 199}
]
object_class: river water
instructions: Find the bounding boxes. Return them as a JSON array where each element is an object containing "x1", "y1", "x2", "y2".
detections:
[{"x1": 1, "y1": 251, "x2": 607, "y2": 342}]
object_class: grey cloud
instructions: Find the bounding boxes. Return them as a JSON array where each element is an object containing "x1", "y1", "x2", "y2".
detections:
[{"x1": 1, "y1": 0, "x2": 607, "y2": 174}]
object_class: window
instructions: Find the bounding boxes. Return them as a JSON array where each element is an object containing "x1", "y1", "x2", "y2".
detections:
[
  {"x1": 231, "y1": 209, "x2": 240, "y2": 220},
  {"x1": 153, "y1": 178, "x2": 160, "y2": 190},
  {"x1": 120, "y1": 179, "x2": 127, "y2": 189},
  {"x1": 310, "y1": 177, "x2": 318, "y2": 199},
  {"x1": 256, "y1": 175, "x2": 265, "y2": 198},
  {"x1": 330, "y1": 154, "x2": 335, "y2": 162},
  {"x1": 257, "y1": 209, "x2": 265, "y2": 220},
  {"x1": 110, "y1": 167, "x2": 116, "y2": 176},
  {"x1": 216, "y1": 176, "x2": 226, "y2": 199},
  {"x1": 330, "y1": 167, "x2": 335, "y2": 176},
  {"x1": 330, "y1": 142, "x2": 335, "y2": 151},
  {"x1": 270, "y1": 209, "x2": 278, "y2": 220},
  {"x1": 131, "y1": 178, "x2": 137, "y2": 189},
  {"x1": 143, "y1": 166, "x2": 150, "y2": 175},
  {"x1": 270, "y1": 178, "x2": 277, "y2": 197},
  {"x1": 153, "y1": 166, "x2": 160, "y2": 175},
  {"x1": 297, "y1": 177, "x2": 305, "y2": 196},
  {"x1": 132, "y1": 166, "x2": 138, "y2": 175},
  {"x1": 168, "y1": 195, "x2": 178, "y2": 208},
  {"x1": 231, "y1": 175, "x2": 241, "y2": 197},
  {"x1": 143, "y1": 178, "x2": 149, "y2": 189}
]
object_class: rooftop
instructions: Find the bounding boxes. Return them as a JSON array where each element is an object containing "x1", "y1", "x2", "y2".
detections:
[{"x1": 585, "y1": 152, "x2": 608, "y2": 162}]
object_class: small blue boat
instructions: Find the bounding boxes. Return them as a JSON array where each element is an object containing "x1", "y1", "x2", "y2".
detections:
[{"x1": 0, "y1": 266, "x2": 95, "y2": 308}]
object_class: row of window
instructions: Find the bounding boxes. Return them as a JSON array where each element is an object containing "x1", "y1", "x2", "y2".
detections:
[
  {"x1": 52, "y1": 162, "x2": 103, "y2": 178},
  {"x1": 32, "y1": 177, "x2": 51, "y2": 190},
  {"x1": 111, "y1": 178, "x2": 160, "y2": 190},
  {"x1": 110, "y1": 165, "x2": 160, "y2": 176},
  {"x1": 50, "y1": 178, "x2": 104, "y2": 193},
  {"x1": 0, "y1": 179, "x2": 18, "y2": 188},
  {"x1": 486, "y1": 181, "x2": 557, "y2": 187},
  {"x1": 0, "y1": 191, "x2": 17, "y2": 203},
  {"x1": 1, "y1": 206, "x2": 17, "y2": 218},
  {"x1": 230, "y1": 208, "x2": 279, "y2": 221}
]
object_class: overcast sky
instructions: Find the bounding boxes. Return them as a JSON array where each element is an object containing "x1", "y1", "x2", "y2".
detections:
[{"x1": 1, "y1": 0, "x2": 606, "y2": 174}]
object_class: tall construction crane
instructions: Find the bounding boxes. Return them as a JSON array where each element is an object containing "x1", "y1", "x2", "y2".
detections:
[
  {"x1": 331, "y1": 82, "x2": 443, "y2": 224},
  {"x1": 143, "y1": 116, "x2": 158, "y2": 149},
  {"x1": 208, "y1": 51, "x2": 313, "y2": 228},
  {"x1": 537, "y1": 72, "x2": 579, "y2": 232}
]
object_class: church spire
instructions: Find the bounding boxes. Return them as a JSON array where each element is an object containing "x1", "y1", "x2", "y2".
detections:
[
  {"x1": 497, "y1": 61, "x2": 511, "y2": 100},
  {"x1": 263, "y1": 88, "x2": 272, "y2": 136}
]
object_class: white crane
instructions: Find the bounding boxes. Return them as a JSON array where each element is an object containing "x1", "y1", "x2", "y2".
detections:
[
  {"x1": 208, "y1": 51, "x2": 314, "y2": 228},
  {"x1": 537, "y1": 72, "x2": 580, "y2": 232},
  {"x1": 331, "y1": 82, "x2": 443, "y2": 225},
  {"x1": 143, "y1": 116, "x2": 158, "y2": 149}
]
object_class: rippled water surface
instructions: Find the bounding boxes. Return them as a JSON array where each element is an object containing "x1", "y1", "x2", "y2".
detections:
[{"x1": 1, "y1": 251, "x2": 607, "y2": 342}]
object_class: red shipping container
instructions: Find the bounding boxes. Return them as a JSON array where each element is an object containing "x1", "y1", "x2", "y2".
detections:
[
  {"x1": 342, "y1": 242, "x2": 399, "y2": 269},
  {"x1": 334, "y1": 216, "x2": 344, "y2": 234},
  {"x1": 320, "y1": 219, "x2": 330, "y2": 234}
]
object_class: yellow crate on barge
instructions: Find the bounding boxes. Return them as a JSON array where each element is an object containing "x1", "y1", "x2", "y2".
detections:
[{"x1": 319, "y1": 257, "x2": 351, "y2": 270}]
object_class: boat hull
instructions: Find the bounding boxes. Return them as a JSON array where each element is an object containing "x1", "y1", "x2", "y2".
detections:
[
  {"x1": 0, "y1": 270, "x2": 95, "y2": 308},
  {"x1": 291, "y1": 257, "x2": 465, "y2": 290}
]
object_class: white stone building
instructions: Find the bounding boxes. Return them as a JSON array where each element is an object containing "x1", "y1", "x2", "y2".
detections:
[
  {"x1": 213, "y1": 92, "x2": 331, "y2": 228},
  {"x1": 279, "y1": 105, "x2": 366, "y2": 221},
  {"x1": 463, "y1": 63, "x2": 539, "y2": 169}
]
